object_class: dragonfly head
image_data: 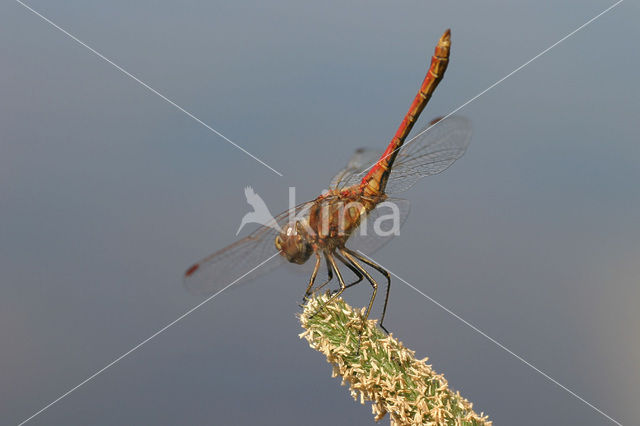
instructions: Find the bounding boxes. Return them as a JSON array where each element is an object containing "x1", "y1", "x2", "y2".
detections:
[{"x1": 275, "y1": 221, "x2": 313, "y2": 264}]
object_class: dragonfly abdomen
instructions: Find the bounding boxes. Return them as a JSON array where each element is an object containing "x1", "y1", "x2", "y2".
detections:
[{"x1": 361, "y1": 29, "x2": 451, "y2": 198}]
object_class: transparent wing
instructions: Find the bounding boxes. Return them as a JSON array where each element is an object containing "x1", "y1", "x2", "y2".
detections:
[
  {"x1": 330, "y1": 148, "x2": 382, "y2": 190},
  {"x1": 183, "y1": 201, "x2": 315, "y2": 297},
  {"x1": 386, "y1": 116, "x2": 472, "y2": 193},
  {"x1": 346, "y1": 198, "x2": 411, "y2": 255},
  {"x1": 330, "y1": 116, "x2": 472, "y2": 193}
]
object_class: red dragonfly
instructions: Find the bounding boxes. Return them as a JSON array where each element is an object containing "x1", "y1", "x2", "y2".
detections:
[{"x1": 184, "y1": 30, "x2": 471, "y2": 331}]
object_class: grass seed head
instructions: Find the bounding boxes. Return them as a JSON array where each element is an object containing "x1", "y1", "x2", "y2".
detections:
[{"x1": 299, "y1": 293, "x2": 491, "y2": 426}]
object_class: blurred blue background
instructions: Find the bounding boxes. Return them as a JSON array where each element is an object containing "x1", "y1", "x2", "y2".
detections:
[{"x1": 1, "y1": 1, "x2": 638, "y2": 424}]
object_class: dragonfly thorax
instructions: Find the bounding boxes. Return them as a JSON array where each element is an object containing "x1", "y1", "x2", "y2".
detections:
[{"x1": 274, "y1": 221, "x2": 313, "y2": 265}]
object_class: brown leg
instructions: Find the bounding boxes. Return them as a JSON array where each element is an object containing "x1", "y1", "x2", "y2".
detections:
[
  {"x1": 301, "y1": 253, "x2": 321, "y2": 302},
  {"x1": 334, "y1": 251, "x2": 364, "y2": 290},
  {"x1": 344, "y1": 248, "x2": 392, "y2": 333},
  {"x1": 310, "y1": 256, "x2": 334, "y2": 295},
  {"x1": 309, "y1": 251, "x2": 346, "y2": 319},
  {"x1": 340, "y1": 249, "x2": 377, "y2": 325}
]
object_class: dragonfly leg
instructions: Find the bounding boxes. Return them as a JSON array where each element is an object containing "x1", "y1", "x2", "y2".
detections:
[
  {"x1": 344, "y1": 248, "x2": 392, "y2": 334},
  {"x1": 334, "y1": 251, "x2": 364, "y2": 290},
  {"x1": 301, "y1": 253, "x2": 321, "y2": 303},
  {"x1": 309, "y1": 251, "x2": 346, "y2": 319},
  {"x1": 309, "y1": 256, "x2": 334, "y2": 296},
  {"x1": 340, "y1": 249, "x2": 378, "y2": 327},
  {"x1": 337, "y1": 249, "x2": 371, "y2": 352}
]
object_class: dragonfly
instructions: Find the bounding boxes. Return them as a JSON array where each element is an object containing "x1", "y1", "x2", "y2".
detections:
[{"x1": 184, "y1": 29, "x2": 471, "y2": 332}]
